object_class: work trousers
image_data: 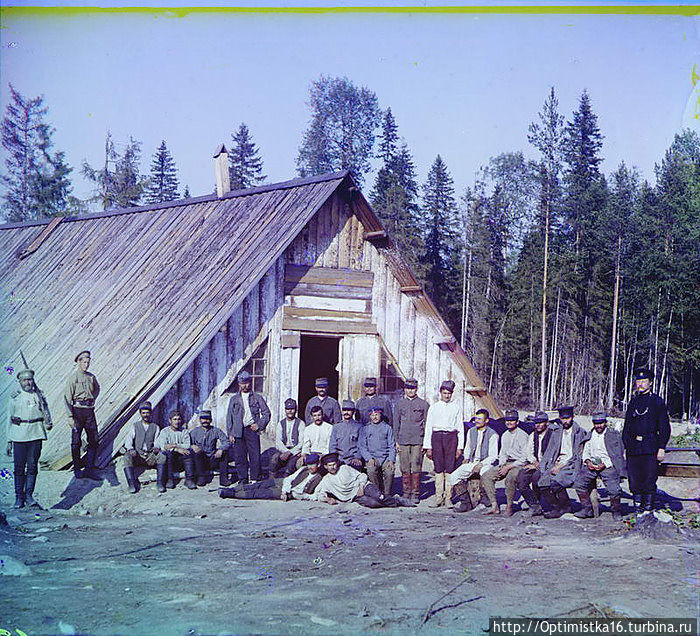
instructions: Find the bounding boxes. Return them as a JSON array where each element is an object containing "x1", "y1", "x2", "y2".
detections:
[
  {"x1": 193, "y1": 450, "x2": 226, "y2": 483},
  {"x1": 163, "y1": 450, "x2": 195, "y2": 478},
  {"x1": 219, "y1": 477, "x2": 283, "y2": 500},
  {"x1": 269, "y1": 450, "x2": 301, "y2": 477},
  {"x1": 481, "y1": 466, "x2": 523, "y2": 507},
  {"x1": 13, "y1": 439, "x2": 42, "y2": 477},
  {"x1": 71, "y1": 406, "x2": 99, "y2": 470},
  {"x1": 431, "y1": 430, "x2": 458, "y2": 473},
  {"x1": 573, "y1": 466, "x2": 622, "y2": 497},
  {"x1": 123, "y1": 449, "x2": 166, "y2": 468},
  {"x1": 366, "y1": 459, "x2": 395, "y2": 495},
  {"x1": 516, "y1": 467, "x2": 543, "y2": 506},
  {"x1": 626, "y1": 454, "x2": 658, "y2": 495},
  {"x1": 537, "y1": 461, "x2": 577, "y2": 491},
  {"x1": 399, "y1": 444, "x2": 422, "y2": 474},
  {"x1": 233, "y1": 426, "x2": 262, "y2": 481}
]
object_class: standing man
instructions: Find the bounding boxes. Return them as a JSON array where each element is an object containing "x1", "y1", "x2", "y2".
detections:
[
  {"x1": 269, "y1": 398, "x2": 305, "y2": 477},
  {"x1": 622, "y1": 368, "x2": 671, "y2": 513},
  {"x1": 122, "y1": 401, "x2": 166, "y2": 494},
  {"x1": 423, "y1": 380, "x2": 464, "y2": 507},
  {"x1": 304, "y1": 377, "x2": 342, "y2": 425},
  {"x1": 7, "y1": 368, "x2": 52, "y2": 508},
  {"x1": 516, "y1": 411, "x2": 553, "y2": 517},
  {"x1": 225, "y1": 370, "x2": 271, "y2": 485},
  {"x1": 447, "y1": 408, "x2": 498, "y2": 512},
  {"x1": 359, "y1": 406, "x2": 396, "y2": 496},
  {"x1": 191, "y1": 409, "x2": 230, "y2": 486},
  {"x1": 64, "y1": 350, "x2": 100, "y2": 480},
  {"x1": 574, "y1": 411, "x2": 626, "y2": 519},
  {"x1": 538, "y1": 406, "x2": 587, "y2": 518},
  {"x1": 155, "y1": 409, "x2": 196, "y2": 490},
  {"x1": 394, "y1": 378, "x2": 429, "y2": 503},
  {"x1": 480, "y1": 409, "x2": 529, "y2": 516},
  {"x1": 355, "y1": 377, "x2": 393, "y2": 426},
  {"x1": 301, "y1": 405, "x2": 333, "y2": 460},
  {"x1": 329, "y1": 400, "x2": 363, "y2": 469}
]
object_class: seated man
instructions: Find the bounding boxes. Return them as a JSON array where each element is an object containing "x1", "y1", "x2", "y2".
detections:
[
  {"x1": 190, "y1": 410, "x2": 230, "y2": 486},
  {"x1": 301, "y1": 405, "x2": 333, "y2": 460},
  {"x1": 447, "y1": 409, "x2": 498, "y2": 513},
  {"x1": 155, "y1": 409, "x2": 196, "y2": 490},
  {"x1": 480, "y1": 409, "x2": 529, "y2": 516},
  {"x1": 315, "y1": 453, "x2": 413, "y2": 508},
  {"x1": 219, "y1": 453, "x2": 323, "y2": 500},
  {"x1": 269, "y1": 398, "x2": 306, "y2": 477},
  {"x1": 122, "y1": 401, "x2": 166, "y2": 494},
  {"x1": 538, "y1": 406, "x2": 587, "y2": 518},
  {"x1": 516, "y1": 411, "x2": 553, "y2": 516},
  {"x1": 329, "y1": 400, "x2": 363, "y2": 470},
  {"x1": 573, "y1": 411, "x2": 626, "y2": 519},
  {"x1": 359, "y1": 406, "x2": 396, "y2": 495}
]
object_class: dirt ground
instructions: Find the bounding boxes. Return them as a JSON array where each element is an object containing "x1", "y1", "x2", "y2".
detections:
[{"x1": 1, "y1": 462, "x2": 699, "y2": 636}]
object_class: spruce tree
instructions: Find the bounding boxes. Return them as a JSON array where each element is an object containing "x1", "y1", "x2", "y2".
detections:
[
  {"x1": 229, "y1": 123, "x2": 266, "y2": 190},
  {"x1": 1, "y1": 84, "x2": 74, "y2": 221},
  {"x1": 296, "y1": 75, "x2": 380, "y2": 185},
  {"x1": 145, "y1": 140, "x2": 179, "y2": 203}
]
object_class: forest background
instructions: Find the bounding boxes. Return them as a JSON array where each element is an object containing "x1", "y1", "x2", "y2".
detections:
[{"x1": 1, "y1": 8, "x2": 698, "y2": 420}]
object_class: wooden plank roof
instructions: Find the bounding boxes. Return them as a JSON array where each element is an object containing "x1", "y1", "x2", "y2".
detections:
[{"x1": 0, "y1": 171, "x2": 350, "y2": 466}]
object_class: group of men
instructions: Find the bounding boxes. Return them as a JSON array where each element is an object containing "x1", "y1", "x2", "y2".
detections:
[{"x1": 7, "y1": 351, "x2": 671, "y2": 519}]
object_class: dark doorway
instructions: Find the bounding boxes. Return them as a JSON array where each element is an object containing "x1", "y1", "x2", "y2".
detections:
[{"x1": 298, "y1": 335, "x2": 340, "y2": 416}]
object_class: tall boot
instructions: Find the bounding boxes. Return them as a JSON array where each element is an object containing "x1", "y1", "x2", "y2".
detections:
[
  {"x1": 165, "y1": 454, "x2": 176, "y2": 489},
  {"x1": 556, "y1": 487, "x2": 573, "y2": 514},
  {"x1": 13, "y1": 474, "x2": 26, "y2": 509},
  {"x1": 219, "y1": 461, "x2": 231, "y2": 487},
  {"x1": 610, "y1": 496, "x2": 622, "y2": 519},
  {"x1": 401, "y1": 474, "x2": 409, "y2": 498},
  {"x1": 412, "y1": 473, "x2": 421, "y2": 504},
  {"x1": 643, "y1": 493, "x2": 656, "y2": 512},
  {"x1": 123, "y1": 466, "x2": 138, "y2": 494},
  {"x1": 156, "y1": 463, "x2": 167, "y2": 493},
  {"x1": 24, "y1": 473, "x2": 42, "y2": 509},
  {"x1": 542, "y1": 488, "x2": 563, "y2": 518},
  {"x1": 574, "y1": 490, "x2": 594, "y2": 518},
  {"x1": 183, "y1": 456, "x2": 197, "y2": 489},
  {"x1": 430, "y1": 473, "x2": 445, "y2": 507}
]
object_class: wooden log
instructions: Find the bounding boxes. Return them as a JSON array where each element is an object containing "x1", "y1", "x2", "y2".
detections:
[
  {"x1": 285, "y1": 264, "x2": 373, "y2": 287},
  {"x1": 283, "y1": 282, "x2": 373, "y2": 301},
  {"x1": 284, "y1": 306, "x2": 371, "y2": 321},
  {"x1": 281, "y1": 316, "x2": 377, "y2": 335}
]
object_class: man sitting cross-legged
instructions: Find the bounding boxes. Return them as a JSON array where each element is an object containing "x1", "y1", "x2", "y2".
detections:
[{"x1": 573, "y1": 411, "x2": 626, "y2": 519}]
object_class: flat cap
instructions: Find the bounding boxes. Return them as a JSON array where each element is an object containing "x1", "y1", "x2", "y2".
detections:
[
  {"x1": 533, "y1": 411, "x2": 549, "y2": 423},
  {"x1": 370, "y1": 405, "x2": 384, "y2": 414},
  {"x1": 17, "y1": 369, "x2": 34, "y2": 380},
  {"x1": 633, "y1": 368, "x2": 653, "y2": 381},
  {"x1": 320, "y1": 452, "x2": 339, "y2": 465},
  {"x1": 363, "y1": 377, "x2": 377, "y2": 387},
  {"x1": 591, "y1": 411, "x2": 607, "y2": 423},
  {"x1": 304, "y1": 453, "x2": 321, "y2": 465},
  {"x1": 138, "y1": 401, "x2": 153, "y2": 411},
  {"x1": 199, "y1": 409, "x2": 212, "y2": 420},
  {"x1": 403, "y1": 378, "x2": 418, "y2": 389},
  {"x1": 557, "y1": 406, "x2": 575, "y2": 418},
  {"x1": 74, "y1": 350, "x2": 91, "y2": 362},
  {"x1": 504, "y1": 409, "x2": 519, "y2": 421},
  {"x1": 440, "y1": 380, "x2": 456, "y2": 392},
  {"x1": 284, "y1": 398, "x2": 297, "y2": 410},
  {"x1": 237, "y1": 370, "x2": 252, "y2": 383},
  {"x1": 341, "y1": 400, "x2": 356, "y2": 411},
  {"x1": 315, "y1": 377, "x2": 329, "y2": 388}
]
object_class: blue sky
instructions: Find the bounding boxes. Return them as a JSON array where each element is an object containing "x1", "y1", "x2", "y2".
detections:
[{"x1": 0, "y1": 8, "x2": 698, "y2": 203}]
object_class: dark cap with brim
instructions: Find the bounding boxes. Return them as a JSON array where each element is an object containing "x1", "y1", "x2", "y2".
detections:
[
  {"x1": 304, "y1": 453, "x2": 321, "y2": 465},
  {"x1": 139, "y1": 401, "x2": 152, "y2": 411},
  {"x1": 534, "y1": 411, "x2": 549, "y2": 423},
  {"x1": 17, "y1": 369, "x2": 35, "y2": 380},
  {"x1": 315, "y1": 377, "x2": 329, "y2": 388},
  {"x1": 199, "y1": 410, "x2": 212, "y2": 420},
  {"x1": 237, "y1": 371, "x2": 252, "y2": 383},
  {"x1": 504, "y1": 409, "x2": 519, "y2": 421},
  {"x1": 557, "y1": 406, "x2": 575, "y2": 418},
  {"x1": 320, "y1": 452, "x2": 339, "y2": 465},
  {"x1": 633, "y1": 368, "x2": 653, "y2": 381},
  {"x1": 341, "y1": 400, "x2": 356, "y2": 411},
  {"x1": 404, "y1": 378, "x2": 418, "y2": 389},
  {"x1": 363, "y1": 377, "x2": 377, "y2": 387},
  {"x1": 591, "y1": 411, "x2": 607, "y2": 423},
  {"x1": 370, "y1": 406, "x2": 384, "y2": 415},
  {"x1": 74, "y1": 350, "x2": 91, "y2": 362},
  {"x1": 284, "y1": 398, "x2": 297, "y2": 410}
]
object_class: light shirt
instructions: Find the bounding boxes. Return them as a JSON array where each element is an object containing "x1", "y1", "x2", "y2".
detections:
[
  {"x1": 498, "y1": 428, "x2": 529, "y2": 466},
  {"x1": 582, "y1": 429, "x2": 613, "y2": 469},
  {"x1": 302, "y1": 421, "x2": 333, "y2": 455},
  {"x1": 557, "y1": 427, "x2": 574, "y2": 465},
  {"x1": 241, "y1": 392, "x2": 255, "y2": 427},
  {"x1": 275, "y1": 417, "x2": 305, "y2": 455},
  {"x1": 155, "y1": 427, "x2": 191, "y2": 449},
  {"x1": 8, "y1": 390, "x2": 49, "y2": 443},
  {"x1": 460, "y1": 427, "x2": 499, "y2": 476},
  {"x1": 422, "y1": 400, "x2": 464, "y2": 450},
  {"x1": 315, "y1": 465, "x2": 369, "y2": 502}
]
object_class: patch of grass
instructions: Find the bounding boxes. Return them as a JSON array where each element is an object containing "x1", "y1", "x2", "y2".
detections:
[
  {"x1": 670, "y1": 430, "x2": 700, "y2": 447},
  {"x1": 663, "y1": 507, "x2": 700, "y2": 529}
]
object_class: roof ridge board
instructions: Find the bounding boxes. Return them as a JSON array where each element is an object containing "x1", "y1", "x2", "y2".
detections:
[{"x1": 0, "y1": 170, "x2": 351, "y2": 231}]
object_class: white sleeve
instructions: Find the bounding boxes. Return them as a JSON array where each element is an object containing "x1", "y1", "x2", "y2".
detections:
[
  {"x1": 423, "y1": 405, "x2": 434, "y2": 449},
  {"x1": 454, "y1": 404, "x2": 464, "y2": 450},
  {"x1": 301, "y1": 427, "x2": 311, "y2": 455}
]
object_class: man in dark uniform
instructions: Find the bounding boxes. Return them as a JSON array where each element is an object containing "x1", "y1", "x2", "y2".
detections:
[
  {"x1": 574, "y1": 411, "x2": 626, "y2": 519},
  {"x1": 355, "y1": 377, "x2": 393, "y2": 426},
  {"x1": 622, "y1": 368, "x2": 671, "y2": 512},
  {"x1": 394, "y1": 378, "x2": 429, "y2": 503},
  {"x1": 64, "y1": 350, "x2": 101, "y2": 480},
  {"x1": 122, "y1": 401, "x2": 166, "y2": 494},
  {"x1": 225, "y1": 370, "x2": 271, "y2": 485},
  {"x1": 304, "y1": 377, "x2": 342, "y2": 425},
  {"x1": 329, "y1": 400, "x2": 363, "y2": 469}
]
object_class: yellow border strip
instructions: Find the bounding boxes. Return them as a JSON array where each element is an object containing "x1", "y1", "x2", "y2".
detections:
[{"x1": 0, "y1": 5, "x2": 698, "y2": 18}]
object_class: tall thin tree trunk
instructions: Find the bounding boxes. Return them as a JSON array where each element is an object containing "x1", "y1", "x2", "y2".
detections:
[
  {"x1": 539, "y1": 197, "x2": 551, "y2": 410},
  {"x1": 660, "y1": 307, "x2": 673, "y2": 399},
  {"x1": 462, "y1": 219, "x2": 475, "y2": 353},
  {"x1": 652, "y1": 287, "x2": 662, "y2": 379},
  {"x1": 607, "y1": 235, "x2": 622, "y2": 410},
  {"x1": 529, "y1": 274, "x2": 535, "y2": 403},
  {"x1": 547, "y1": 285, "x2": 561, "y2": 408}
]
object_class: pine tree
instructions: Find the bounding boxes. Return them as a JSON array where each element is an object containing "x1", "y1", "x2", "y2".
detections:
[
  {"x1": 229, "y1": 123, "x2": 266, "y2": 190},
  {"x1": 296, "y1": 75, "x2": 381, "y2": 185},
  {"x1": 420, "y1": 155, "x2": 461, "y2": 330},
  {"x1": 145, "y1": 140, "x2": 179, "y2": 203},
  {"x1": 183, "y1": 185, "x2": 191, "y2": 199},
  {"x1": 1, "y1": 84, "x2": 74, "y2": 221}
]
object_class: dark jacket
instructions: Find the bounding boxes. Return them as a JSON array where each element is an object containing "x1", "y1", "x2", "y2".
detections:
[
  {"x1": 305, "y1": 395, "x2": 342, "y2": 425},
  {"x1": 580, "y1": 427, "x2": 627, "y2": 477},
  {"x1": 539, "y1": 421, "x2": 587, "y2": 475},
  {"x1": 226, "y1": 391, "x2": 271, "y2": 438},
  {"x1": 622, "y1": 392, "x2": 671, "y2": 456},
  {"x1": 355, "y1": 394, "x2": 394, "y2": 426},
  {"x1": 394, "y1": 396, "x2": 429, "y2": 445}
]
